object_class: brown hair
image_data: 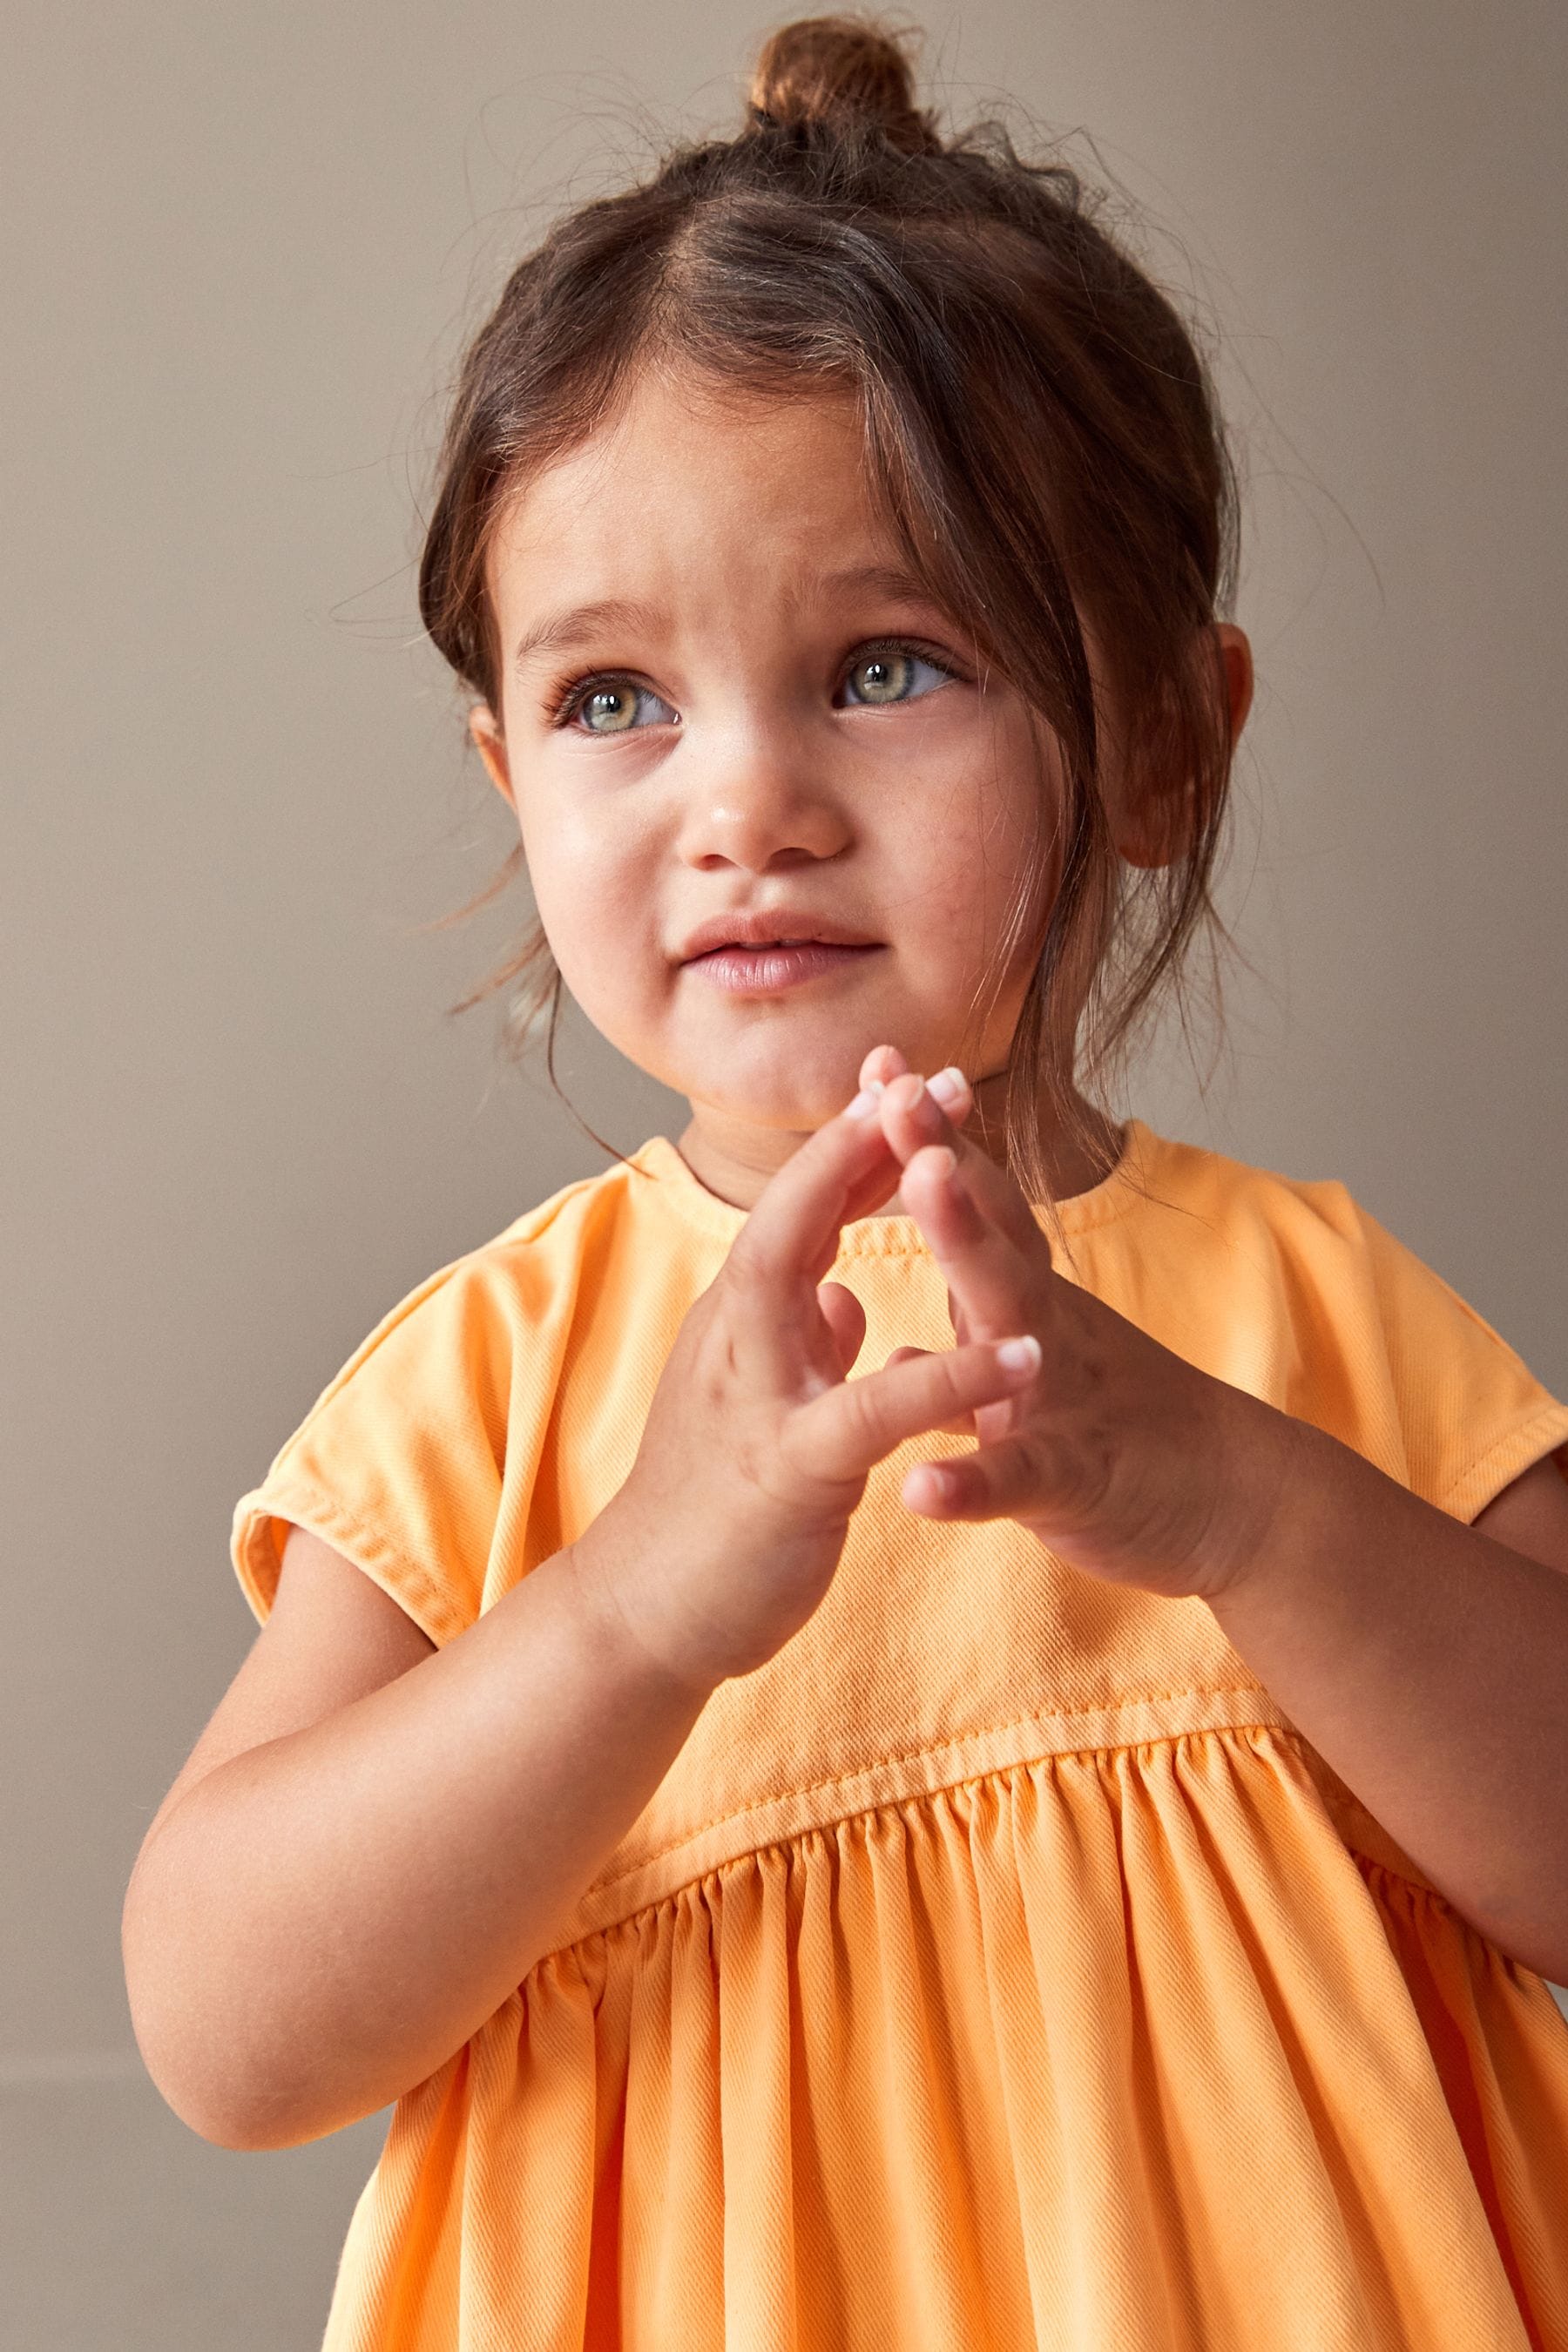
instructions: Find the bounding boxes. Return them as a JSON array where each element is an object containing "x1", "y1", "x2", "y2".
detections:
[{"x1": 420, "y1": 14, "x2": 1241, "y2": 1206}]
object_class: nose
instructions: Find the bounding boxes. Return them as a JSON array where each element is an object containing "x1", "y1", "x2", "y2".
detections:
[{"x1": 675, "y1": 719, "x2": 853, "y2": 873}]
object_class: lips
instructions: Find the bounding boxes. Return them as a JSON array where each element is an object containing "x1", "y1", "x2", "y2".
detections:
[
  {"x1": 678, "y1": 909, "x2": 880, "y2": 961},
  {"x1": 687, "y1": 939, "x2": 882, "y2": 995}
]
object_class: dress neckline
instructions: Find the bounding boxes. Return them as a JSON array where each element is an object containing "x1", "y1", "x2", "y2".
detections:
[{"x1": 625, "y1": 1118, "x2": 1156, "y2": 1260}]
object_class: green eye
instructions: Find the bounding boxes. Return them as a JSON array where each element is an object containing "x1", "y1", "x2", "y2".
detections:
[
  {"x1": 580, "y1": 685, "x2": 639, "y2": 733},
  {"x1": 847, "y1": 652, "x2": 913, "y2": 704},
  {"x1": 841, "y1": 647, "x2": 953, "y2": 707},
  {"x1": 568, "y1": 678, "x2": 678, "y2": 733}
]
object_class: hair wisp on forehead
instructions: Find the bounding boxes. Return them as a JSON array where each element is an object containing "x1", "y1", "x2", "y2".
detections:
[{"x1": 421, "y1": 15, "x2": 1241, "y2": 1206}]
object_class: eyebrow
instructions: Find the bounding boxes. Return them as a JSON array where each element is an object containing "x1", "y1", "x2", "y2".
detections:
[
  {"x1": 510, "y1": 566, "x2": 946, "y2": 675},
  {"x1": 801, "y1": 563, "x2": 941, "y2": 608},
  {"x1": 512, "y1": 598, "x2": 664, "y2": 673}
]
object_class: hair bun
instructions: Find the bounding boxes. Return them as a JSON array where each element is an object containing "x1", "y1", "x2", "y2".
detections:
[{"x1": 747, "y1": 16, "x2": 941, "y2": 154}]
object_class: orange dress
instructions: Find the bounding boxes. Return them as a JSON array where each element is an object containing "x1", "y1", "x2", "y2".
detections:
[{"x1": 231, "y1": 1121, "x2": 1568, "y2": 2351}]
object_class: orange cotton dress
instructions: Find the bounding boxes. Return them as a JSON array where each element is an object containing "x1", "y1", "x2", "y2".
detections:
[{"x1": 231, "y1": 1120, "x2": 1568, "y2": 2352}]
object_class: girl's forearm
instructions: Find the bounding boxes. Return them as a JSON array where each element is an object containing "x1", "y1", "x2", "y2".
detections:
[
  {"x1": 123, "y1": 1524, "x2": 718, "y2": 2152},
  {"x1": 1206, "y1": 1409, "x2": 1568, "y2": 1984}
]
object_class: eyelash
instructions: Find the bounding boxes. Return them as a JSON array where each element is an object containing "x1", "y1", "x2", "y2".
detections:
[{"x1": 545, "y1": 636, "x2": 964, "y2": 730}]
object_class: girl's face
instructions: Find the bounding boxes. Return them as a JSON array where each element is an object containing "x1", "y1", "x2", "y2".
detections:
[{"x1": 470, "y1": 368, "x2": 1179, "y2": 1208}]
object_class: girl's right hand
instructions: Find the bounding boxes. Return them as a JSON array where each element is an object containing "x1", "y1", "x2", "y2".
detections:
[{"x1": 571, "y1": 1062, "x2": 1044, "y2": 1693}]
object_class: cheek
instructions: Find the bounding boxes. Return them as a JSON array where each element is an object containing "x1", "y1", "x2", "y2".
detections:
[
  {"x1": 895, "y1": 719, "x2": 1053, "y2": 951},
  {"x1": 980, "y1": 715, "x2": 1063, "y2": 927},
  {"x1": 515, "y1": 786, "x2": 661, "y2": 977}
]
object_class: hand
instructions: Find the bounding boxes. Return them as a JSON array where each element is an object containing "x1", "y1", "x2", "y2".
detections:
[
  {"x1": 856, "y1": 1048, "x2": 1297, "y2": 1605},
  {"x1": 577, "y1": 1081, "x2": 1048, "y2": 1692}
]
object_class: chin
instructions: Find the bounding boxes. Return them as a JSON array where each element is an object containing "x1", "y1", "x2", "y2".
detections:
[{"x1": 683, "y1": 1068, "x2": 852, "y2": 1130}]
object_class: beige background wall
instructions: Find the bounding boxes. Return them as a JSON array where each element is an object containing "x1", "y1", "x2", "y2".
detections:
[{"x1": 4, "y1": 2, "x2": 1565, "y2": 2342}]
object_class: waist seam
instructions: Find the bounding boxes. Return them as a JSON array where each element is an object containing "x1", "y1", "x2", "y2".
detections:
[{"x1": 558, "y1": 1682, "x2": 1296, "y2": 1949}]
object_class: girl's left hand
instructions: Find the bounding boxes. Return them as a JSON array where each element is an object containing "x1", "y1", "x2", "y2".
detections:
[{"x1": 855, "y1": 1046, "x2": 1298, "y2": 1606}]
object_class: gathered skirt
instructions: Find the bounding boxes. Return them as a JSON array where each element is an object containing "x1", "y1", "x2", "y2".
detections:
[{"x1": 318, "y1": 1721, "x2": 1568, "y2": 2350}]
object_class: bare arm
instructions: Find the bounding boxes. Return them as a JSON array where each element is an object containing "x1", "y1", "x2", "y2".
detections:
[
  {"x1": 123, "y1": 1518, "x2": 719, "y2": 2152},
  {"x1": 1206, "y1": 1440, "x2": 1568, "y2": 1985},
  {"x1": 124, "y1": 1094, "x2": 1037, "y2": 2154}
]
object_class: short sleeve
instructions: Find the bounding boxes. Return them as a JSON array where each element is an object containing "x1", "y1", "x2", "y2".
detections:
[
  {"x1": 1343, "y1": 1200, "x2": 1568, "y2": 1522},
  {"x1": 229, "y1": 1250, "x2": 528, "y2": 1647}
]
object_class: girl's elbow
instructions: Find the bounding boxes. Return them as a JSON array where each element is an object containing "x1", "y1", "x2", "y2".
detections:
[
  {"x1": 126, "y1": 2015, "x2": 270, "y2": 2152},
  {"x1": 121, "y1": 1872, "x2": 274, "y2": 2151}
]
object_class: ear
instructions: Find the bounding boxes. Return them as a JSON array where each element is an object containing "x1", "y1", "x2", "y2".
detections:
[
  {"x1": 1112, "y1": 623, "x2": 1254, "y2": 870},
  {"x1": 468, "y1": 703, "x2": 515, "y2": 814},
  {"x1": 1215, "y1": 622, "x2": 1254, "y2": 742}
]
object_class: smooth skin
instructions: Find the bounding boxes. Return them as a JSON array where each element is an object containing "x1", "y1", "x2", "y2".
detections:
[
  {"x1": 857, "y1": 1044, "x2": 1568, "y2": 1981},
  {"x1": 468, "y1": 356, "x2": 1568, "y2": 1964},
  {"x1": 122, "y1": 1089, "x2": 1034, "y2": 2146},
  {"x1": 554, "y1": 1078, "x2": 1048, "y2": 1694},
  {"x1": 125, "y1": 368, "x2": 1568, "y2": 2153},
  {"x1": 465, "y1": 362, "x2": 1254, "y2": 1209}
]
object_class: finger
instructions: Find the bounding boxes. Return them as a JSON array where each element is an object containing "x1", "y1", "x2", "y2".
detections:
[
  {"x1": 727, "y1": 1085, "x2": 900, "y2": 1300},
  {"x1": 835, "y1": 1133, "x2": 913, "y2": 1228},
  {"x1": 787, "y1": 1333, "x2": 1042, "y2": 1487},
  {"x1": 901, "y1": 1426, "x2": 1054, "y2": 1521},
  {"x1": 793, "y1": 1064, "x2": 919, "y2": 1252},
  {"x1": 815, "y1": 1280, "x2": 867, "y2": 1379},
  {"x1": 898, "y1": 1135, "x2": 1044, "y2": 1348},
  {"x1": 858, "y1": 1042, "x2": 910, "y2": 1092},
  {"x1": 882, "y1": 1342, "x2": 976, "y2": 1431},
  {"x1": 889, "y1": 1345, "x2": 973, "y2": 1429},
  {"x1": 877, "y1": 1071, "x2": 1049, "y2": 1262}
]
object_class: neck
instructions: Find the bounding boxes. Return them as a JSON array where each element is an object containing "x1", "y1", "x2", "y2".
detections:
[{"x1": 675, "y1": 1070, "x2": 1125, "y2": 1214}]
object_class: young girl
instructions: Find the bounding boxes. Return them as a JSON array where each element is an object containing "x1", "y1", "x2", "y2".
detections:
[{"x1": 124, "y1": 18, "x2": 1568, "y2": 2349}]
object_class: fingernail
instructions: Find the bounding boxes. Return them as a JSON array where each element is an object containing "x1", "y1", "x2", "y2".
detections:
[
  {"x1": 928, "y1": 1066, "x2": 966, "y2": 1109},
  {"x1": 996, "y1": 1335, "x2": 1041, "y2": 1375},
  {"x1": 845, "y1": 1083, "x2": 883, "y2": 1118}
]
